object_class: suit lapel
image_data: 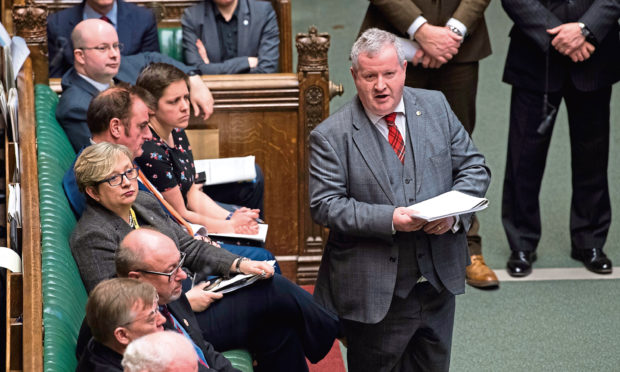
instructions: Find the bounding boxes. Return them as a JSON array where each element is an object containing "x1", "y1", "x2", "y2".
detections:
[
  {"x1": 403, "y1": 89, "x2": 426, "y2": 194},
  {"x1": 237, "y1": 0, "x2": 251, "y2": 55},
  {"x1": 203, "y1": 1, "x2": 223, "y2": 63},
  {"x1": 351, "y1": 98, "x2": 395, "y2": 205}
]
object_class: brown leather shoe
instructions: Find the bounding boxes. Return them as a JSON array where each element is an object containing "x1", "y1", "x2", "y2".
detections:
[{"x1": 466, "y1": 254, "x2": 499, "y2": 288}]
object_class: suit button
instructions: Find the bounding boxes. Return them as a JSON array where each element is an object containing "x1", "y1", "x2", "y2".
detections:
[
  {"x1": 409, "y1": 198, "x2": 414, "y2": 202},
  {"x1": 389, "y1": 257, "x2": 396, "y2": 263},
  {"x1": 405, "y1": 179, "x2": 411, "y2": 184},
  {"x1": 418, "y1": 254, "x2": 424, "y2": 259}
]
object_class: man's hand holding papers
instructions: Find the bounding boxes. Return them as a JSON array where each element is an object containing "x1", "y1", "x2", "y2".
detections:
[{"x1": 407, "y1": 190, "x2": 488, "y2": 222}]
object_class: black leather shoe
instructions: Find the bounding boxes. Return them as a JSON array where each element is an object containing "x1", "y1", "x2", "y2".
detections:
[
  {"x1": 571, "y1": 248, "x2": 612, "y2": 274},
  {"x1": 507, "y1": 251, "x2": 537, "y2": 277}
]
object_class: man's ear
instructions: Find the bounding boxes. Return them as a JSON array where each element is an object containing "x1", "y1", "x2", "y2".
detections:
[
  {"x1": 74, "y1": 49, "x2": 86, "y2": 65},
  {"x1": 350, "y1": 66, "x2": 356, "y2": 80},
  {"x1": 127, "y1": 271, "x2": 141, "y2": 280},
  {"x1": 84, "y1": 185, "x2": 100, "y2": 202},
  {"x1": 109, "y1": 118, "x2": 123, "y2": 139},
  {"x1": 113, "y1": 326, "x2": 132, "y2": 347}
]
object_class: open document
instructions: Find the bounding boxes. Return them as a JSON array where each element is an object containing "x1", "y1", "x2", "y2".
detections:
[
  {"x1": 407, "y1": 190, "x2": 488, "y2": 222},
  {"x1": 208, "y1": 223, "x2": 268, "y2": 243},
  {"x1": 204, "y1": 260, "x2": 276, "y2": 294},
  {"x1": 194, "y1": 156, "x2": 256, "y2": 186}
]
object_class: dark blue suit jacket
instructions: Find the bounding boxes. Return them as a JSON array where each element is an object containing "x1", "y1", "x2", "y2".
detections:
[
  {"x1": 56, "y1": 52, "x2": 194, "y2": 152},
  {"x1": 182, "y1": 0, "x2": 279, "y2": 74},
  {"x1": 47, "y1": 0, "x2": 160, "y2": 78}
]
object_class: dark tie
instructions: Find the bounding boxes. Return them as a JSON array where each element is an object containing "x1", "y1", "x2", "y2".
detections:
[
  {"x1": 160, "y1": 305, "x2": 209, "y2": 368},
  {"x1": 99, "y1": 15, "x2": 112, "y2": 24},
  {"x1": 384, "y1": 112, "x2": 405, "y2": 164}
]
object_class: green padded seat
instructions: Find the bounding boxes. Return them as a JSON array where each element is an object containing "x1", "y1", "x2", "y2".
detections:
[
  {"x1": 158, "y1": 27, "x2": 184, "y2": 62},
  {"x1": 35, "y1": 84, "x2": 85, "y2": 372}
]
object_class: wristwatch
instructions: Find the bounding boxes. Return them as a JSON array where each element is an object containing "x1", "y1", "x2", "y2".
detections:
[
  {"x1": 578, "y1": 22, "x2": 591, "y2": 38},
  {"x1": 448, "y1": 25, "x2": 463, "y2": 37},
  {"x1": 235, "y1": 257, "x2": 250, "y2": 274}
]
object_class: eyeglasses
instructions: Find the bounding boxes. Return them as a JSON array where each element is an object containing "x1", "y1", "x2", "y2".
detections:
[
  {"x1": 137, "y1": 252, "x2": 186, "y2": 282},
  {"x1": 119, "y1": 299, "x2": 161, "y2": 327},
  {"x1": 96, "y1": 167, "x2": 139, "y2": 187},
  {"x1": 78, "y1": 42, "x2": 124, "y2": 53}
]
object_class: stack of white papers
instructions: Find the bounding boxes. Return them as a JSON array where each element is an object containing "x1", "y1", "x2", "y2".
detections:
[
  {"x1": 205, "y1": 260, "x2": 276, "y2": 294},
  {"x1": 209, "y1": 223, "x2": 268, "y2": 243},
  {"x1": 194, "y1": 156, "x2": 256, "y2": 186},
  {"x1": 407, "y1": 190, "x2": 488, "y2": 222}
]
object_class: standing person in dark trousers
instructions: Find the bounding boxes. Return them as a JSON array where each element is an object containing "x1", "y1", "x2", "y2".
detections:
[
  {"x1": 359, "y1": 0, "x2": 498, "y2": 288},
  {"x1": 502, "y1": 0, "x2": 620, "y2": 277},
  {"x1": 309, "y1": 28, "x2": 490, "y2": 371}
]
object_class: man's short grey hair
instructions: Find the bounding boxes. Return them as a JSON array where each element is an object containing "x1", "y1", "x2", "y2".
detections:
[
  {"x1": 122, "y1": 331, "x2": 197, "y2": 372},
  {"x1": 351, "y1": 28, "x2": 405, "y2": 70}
]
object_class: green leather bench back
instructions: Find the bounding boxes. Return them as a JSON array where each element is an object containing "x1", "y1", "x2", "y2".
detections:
[
  {"x1": 35, "y1": 83, "x2": 85, "y2": 372},
  {"x1": 158, "y1": 27, "x2": 184, "y2": 63}
]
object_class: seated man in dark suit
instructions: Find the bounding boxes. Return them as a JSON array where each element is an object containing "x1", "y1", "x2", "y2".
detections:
[
  {"x1": 77, "y1": 278, "x2": 238, "y2": 372},
  {"x1": 76, "y1": 278, "x2": 165, "y2": 371},
  {"x1": 47, "y1": 0, "x2": 160, "y2": 78},
  {"x1": 56, "y1": 18, "x2": 213, "y2": 153},
  {"x1": 182, "y1": 0, "x2": 279, "y2": 74}
]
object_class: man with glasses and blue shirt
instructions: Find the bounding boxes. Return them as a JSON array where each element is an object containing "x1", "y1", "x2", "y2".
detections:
[
  {"x1": 47, "y1": 0, "x2": 160, "y2": 78},
  {"x1": 56, "y1": 18, "x2": 213, "y2": 153}
]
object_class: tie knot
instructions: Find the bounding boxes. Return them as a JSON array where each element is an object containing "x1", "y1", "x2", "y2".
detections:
[
  {"x1": 384, "y1": 112, "x2": 397, "y2": 125},
  {"x1": 100, "y1": 15, "x2": 112, "y2": 24},
  {"x1": 159, "y1": 305, "x2": 170, "y2": 317}
]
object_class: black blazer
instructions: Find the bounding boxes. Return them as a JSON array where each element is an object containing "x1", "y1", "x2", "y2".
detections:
[
  {"x1": 167, "y1": 295, "x2": 241, "y2": 372},
  {"x1": 502, "y1": 0, "x2": 620, "y2": 92}
]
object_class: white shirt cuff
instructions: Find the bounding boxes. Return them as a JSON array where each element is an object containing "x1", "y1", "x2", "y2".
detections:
[
  {"x1": 446, "y1": 18, "x2": 467, "y2": 36},
  {"x1": 451, "y1": 215, "x2": 461, "y2": 233},
  {"x1": 407, "y1": 16, "x2": 428, "y2": 40},
  {"x1": 397, "y1": 37, "x2": 420, "y2": 61}
]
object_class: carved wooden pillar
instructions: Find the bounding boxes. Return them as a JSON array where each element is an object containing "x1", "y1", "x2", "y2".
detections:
[
  {"x1": 296, "y1": 26, "x2": 330, "y2": 284},
  {"x1": 12, "y1": 0, "x2": 48, "y2": 84}
]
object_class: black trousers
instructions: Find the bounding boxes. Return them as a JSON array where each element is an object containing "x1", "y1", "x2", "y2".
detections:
[
  {"x1": 502, "y1": 82, "x2": 612, "y2": 253},
  {"x1": 342, "y1": 282, "x2": 455, "y2": 372},
  {"x1": 195, "y1": 274, "x2": 339, "y2": 372}
]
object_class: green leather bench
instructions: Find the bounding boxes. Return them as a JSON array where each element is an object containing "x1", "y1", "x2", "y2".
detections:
[{"x1": 35, "y1": 84, "x2": 253, "y2": 371}]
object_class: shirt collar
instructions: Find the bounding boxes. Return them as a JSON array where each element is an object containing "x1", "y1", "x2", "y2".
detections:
[
  {"x1": 363, "y1": 97, "x2": 406, "y2": 125},
  {"x1": 83, "y1": 0, "x2": 118, "y2": 27},
  {"x1": 77, "y1": 73, "x2": 111, "y2": 92}
]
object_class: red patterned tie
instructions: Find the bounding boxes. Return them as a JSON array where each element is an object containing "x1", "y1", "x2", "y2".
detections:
[{"x1": 384, "y1": 112, "x2": 405, "y2": 164}]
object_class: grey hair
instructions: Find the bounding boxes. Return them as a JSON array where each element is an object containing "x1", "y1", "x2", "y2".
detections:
[
  {"x1": 122, "y1": 331, "x2": 197, "y2": 372},
  {"x1": 350, "y1": 28, "x2": 405, "y2": 70}
]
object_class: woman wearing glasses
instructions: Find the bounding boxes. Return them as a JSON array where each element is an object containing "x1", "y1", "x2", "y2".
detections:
[{"x1": 70, "y1": 143, "x2": 339, "y2": 371}]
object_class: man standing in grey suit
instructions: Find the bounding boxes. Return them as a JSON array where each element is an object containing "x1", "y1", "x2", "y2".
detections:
[{"x1": 309, "y1": 28, "x2": 490, "y2": 371}]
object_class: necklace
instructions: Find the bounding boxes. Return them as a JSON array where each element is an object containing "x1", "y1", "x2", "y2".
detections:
[{"x1": 129, "y1": 207, "x2": 140, "y2": 229}]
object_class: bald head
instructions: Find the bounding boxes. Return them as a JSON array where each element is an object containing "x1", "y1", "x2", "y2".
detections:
[
  {"x1": 122, "y1": 331, "x2": 198, "y2": 372},
  {"x1": 116, "y1": 228, "x2": 178, "y2": 278},
  {"x1": 72, "y1": 19, "x2": 121, "y2": 83}
]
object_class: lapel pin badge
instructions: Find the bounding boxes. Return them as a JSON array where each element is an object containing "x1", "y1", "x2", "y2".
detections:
[
  {"x1": 184, "y1": 319, "x2": 189, "y2": 327},
  {"x1": 416, "y1": 111, "x2": 421, "y2": 116},
  {"x1": 243, "y1": 19, "x2": 249, "y2": 26}
]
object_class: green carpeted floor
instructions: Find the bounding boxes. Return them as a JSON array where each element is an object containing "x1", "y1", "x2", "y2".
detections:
[{"x1": 293, "y1": 1, "x2": 620, "y2": 370}]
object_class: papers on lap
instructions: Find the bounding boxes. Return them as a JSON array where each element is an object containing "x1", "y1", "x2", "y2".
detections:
[
  {"x1": 204, "y1": 260, "x2": 276, "y2": 294},
  {"x1": 208, "y1": 223, "x2": 268, "y2": 243},
  {"x1": 194, "y1": 156, "x2": 257, "y2": 186},
  {"x1": 407, "y1": 190, "x2": 488, "y2": 222}
]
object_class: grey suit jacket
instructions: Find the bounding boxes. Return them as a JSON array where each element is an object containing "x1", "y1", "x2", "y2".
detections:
[
  {"x1": 70, "y1": 191, "x2": 237, "y2": 293},
  {"x1": 182, "y1": 0, "x2": 279, "y2": 74},
  {"x1": 309, "y1": 87, "x2": 490, "y2": 323}
]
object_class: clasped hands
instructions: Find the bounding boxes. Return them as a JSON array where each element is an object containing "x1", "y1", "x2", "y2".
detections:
[
  {"x1": 411, "y1": 23, "x2": 462, "y2": 69},
  {"x1": 393, "y1": 207, "x2": 455, "y2": 235},
  {"x1": 547, "y1": 22, "x2": 595, "y2": 63}
]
